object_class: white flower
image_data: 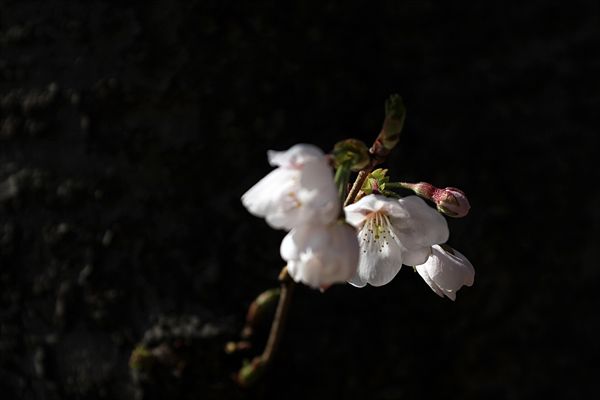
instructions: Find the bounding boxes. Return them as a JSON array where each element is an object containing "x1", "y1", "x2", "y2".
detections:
[
  {"x1": 241, "y1": 144, "x2": 339, "y2": 230},
  {"x1": 344, "y1": 194, "x2": 449, "y2": 287},
  {"x1": 415, "y1": 244, "x2": 474, "y2": 301},
  {"x1": 280, "y1": 222, "x2": 359, "y2": 289}
]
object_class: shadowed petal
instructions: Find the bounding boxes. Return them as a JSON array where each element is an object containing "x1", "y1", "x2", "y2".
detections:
[
  {"x1": 416, "y1": 265, "x2": 445, "y2": 298},
  {"x1": 402, "y1": 246, "x2": 432, "y2": 267},
  {"x1": 415, "y1": 245, "x2": 475, "y2": 300}
]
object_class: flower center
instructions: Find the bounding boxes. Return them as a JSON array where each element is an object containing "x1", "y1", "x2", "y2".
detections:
[
  {"x1": 283, "y1": 191, "x2": 302, "y2": 210},
  {"x1": 361, "y1": 211, "x2": 393, "y2": 253}
]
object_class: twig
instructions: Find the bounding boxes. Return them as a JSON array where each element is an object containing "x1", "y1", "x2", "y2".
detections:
[
  {"x1": 260, "y1": 267, "x2": 294, "y2": 364},
  {"x1": 344, "y1": 169, "x2": 371, "y2": 206},
  {"x1": 344, "y1": 94, "x2": 406, "y2": 206}
]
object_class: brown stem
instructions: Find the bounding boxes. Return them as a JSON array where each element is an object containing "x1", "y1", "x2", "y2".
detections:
[
  {"x1": 259, "y1": 267, "x2": 294, "y2": 365},
  {"x1": 344, "y1": 169, "x2": 371, "y2": 206},
  {"x1": 343, "y1": 142, "x2": 389, "y2": 206}
]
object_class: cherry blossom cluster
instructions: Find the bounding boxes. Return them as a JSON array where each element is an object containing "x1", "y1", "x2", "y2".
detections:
[
  {"x1": 242, "y1": 143, "x2": 474, "y2": 300},
  {"x1": 242, "y1": 144, "x2": 359, "y2": 288}
]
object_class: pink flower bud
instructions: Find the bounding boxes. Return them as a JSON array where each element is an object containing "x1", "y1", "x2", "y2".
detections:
[
  {"x1": 432, "y1": 187, "x2": 470, "y2": 218},
  {"x1": 399, "y1": 182, "x2": 470, "y2": 218}
]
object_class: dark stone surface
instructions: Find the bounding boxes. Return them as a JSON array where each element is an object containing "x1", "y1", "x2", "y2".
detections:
[{"x1": 0, "y1": 1, "x2": 598, "y2": 399}]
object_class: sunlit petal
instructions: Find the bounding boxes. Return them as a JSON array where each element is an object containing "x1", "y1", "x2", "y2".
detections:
[
  {"x1": 353, "y1": 213, "x2": 403, "y2": 287},
  {"x1": 392, "y1": 196, "x2": 449, "y2": 249},
  {"x1": 242, "y1": 144, "x2": 339, "y2": 230}
]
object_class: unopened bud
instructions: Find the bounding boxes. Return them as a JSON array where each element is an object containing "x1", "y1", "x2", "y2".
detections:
[
  {"x1": 332, "y1": 139, "x2": 370, "y2": 171},
  {"x1": 370, "y1": 95, "x2": 406, "y2": 161},
  {"x1": 432, "y1": 187, "x2": 470, "y2": 218},
  {"x1": 399, "y1": 182, "x2": 470, "y2": 218}
]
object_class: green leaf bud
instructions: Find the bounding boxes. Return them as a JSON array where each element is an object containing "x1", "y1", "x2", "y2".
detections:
[{"x1": 332, "y1": 139, "x2": 370, "y2": 172}]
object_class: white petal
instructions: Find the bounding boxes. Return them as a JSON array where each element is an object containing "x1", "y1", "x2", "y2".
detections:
[
  {"x1": 267, "y1": 144, "x2": 325, "y2": 168},
  {"x1": 343, "y1": 207, "x2": 369, "y2": 229},
  {"x1": 298, "y1": 160, "x2": 335, "y2": 189},
  {"x1": 427, "y1": 245, "x2": 471, "y2": 291},
  {"x1": 355, "y1": 220, "x2": 403, "y2": 287},
  {"x1": 392, "y1": 196, "x2": 449, "y2": 249},
  {"x1": 280, "y1": 229, "x2": 300, "y2": 261},
  {"x1": 294, "y1": 250, "x2": 324, "y2": 287},
  {"x1": 287, "y1": 260, "x2": 299, "y2": 280},
  {"x1": 265, "y1": 210, "x2": 302, "y2": 230},
  {"x1": 345, "y1": 194, "x2": 393, "y2": 214},
  {"x1": 241, "y1": 168, "x2": 298, "y2": 219},
  {"x1": 330, "y1": 223, "x2": 360, "y2": 281},
  {"x1": 416, "y1": 245, "x2": 474, "y2": 300},
  {"x1": 449, "y1": 247, "x2": 475, "y2": 287},
  {"x1": 250, "y1": 146, "x2": 339, "y2": 230},
  {"x1": 344, "y1": 194, "x2": 395, "y2": 228},
  {"x1": 281, "y1": 223, "x2": 359, "y2": 288},
  {"x1": 280, "y1": 225, "x2": 326, "y2": 260},
  {"x1": 402, "y1": 246, "x2": 432, "y2": 266},
  {"x1": 416, "y1": 264, "x2": 445, "y2": 298},
  {"x1": 445, "y1": 291, "x2": 457, "y2": 301},
  {"x1": 297, "y1": 161, "x2": 340, "y2": 225},
  {"x1": 347, "y1": 272, "x2": 367, "y2": 288}
]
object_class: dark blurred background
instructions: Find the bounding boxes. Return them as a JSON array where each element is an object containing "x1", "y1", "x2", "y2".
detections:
[{"x1": 0, "y1": 1, "x2": 598, "y2": 399}]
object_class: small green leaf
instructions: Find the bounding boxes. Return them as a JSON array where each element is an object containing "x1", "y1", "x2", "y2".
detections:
[{"x1": 361, "y1": 168, "x2": 389, "y2": 194}]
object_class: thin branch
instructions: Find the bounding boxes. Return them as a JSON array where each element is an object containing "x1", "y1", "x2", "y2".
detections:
[
  {"x1": 344, "y1": 94, "x2": 406, "y2": 206},
  {"x1": 260, "y1": 267, "x2": 294, "y2": 364},
  {"x1": 344, "y1": 169, "x2": 371, "y2": 206}
]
